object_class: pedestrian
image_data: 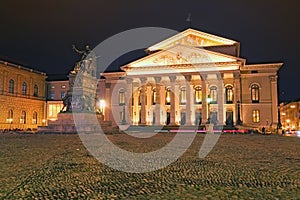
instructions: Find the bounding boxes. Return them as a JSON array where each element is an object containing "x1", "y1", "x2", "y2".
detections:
[
  {"x1": 281, "y1": 129, "x2": 285, "y2": 136},
  {"x1": 262, "y1": 127, "x2": 265, "y2": 134}
]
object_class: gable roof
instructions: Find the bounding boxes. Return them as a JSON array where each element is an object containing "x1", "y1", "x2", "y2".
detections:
[
  {"x1": 123, "y1": 44, "x2": 244, "y2": 69},
  {"x1": 146, "y1": 28, "x2": 238, "y2": 52}
]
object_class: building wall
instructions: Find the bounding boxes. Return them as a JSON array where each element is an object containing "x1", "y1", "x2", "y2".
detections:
[
  {"x1": 0, "y1": 61, "x2": 46, "y2": 130},
  {"x1": 280, "y1": 101, "x2": 300, "y2": 131}
]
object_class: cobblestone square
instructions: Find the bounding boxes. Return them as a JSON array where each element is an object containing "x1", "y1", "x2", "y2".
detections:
[{"x1": 0, "y1": 133, "x2": 299, "y2": 199}]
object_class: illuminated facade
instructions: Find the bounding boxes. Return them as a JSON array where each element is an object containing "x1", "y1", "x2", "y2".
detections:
[
  {"x1": 0, "y1": 60, "x2": 47, "y2": 130},
  {"x1": 46, "y1": 79, "x2": 68, "y2": 121},
  {"x1": 102, "y1": 28, "x2": 282, "y2": 129},
  {"x1": 280, "y1": 100, "x2": 300, "y2": 131}
]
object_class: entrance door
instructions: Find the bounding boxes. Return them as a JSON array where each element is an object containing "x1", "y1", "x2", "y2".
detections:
[
  {"x1": 226, "y1": 111, "x2": 234, "y2": 126},
  {"x1": 166, "y1": 112, "x2": 170, "y2": 125},
  {"x1": 195, "y1": 111, "x2": 202, "y2": 125},
  {"x1": 181, "y1": 112, "x2": 186, "y2": 125},
  {"x1": 210, "y1": 112, "x2": 218, "y2": 125}
]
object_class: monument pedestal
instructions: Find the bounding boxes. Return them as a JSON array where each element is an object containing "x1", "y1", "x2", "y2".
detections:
[{"x1": 38, "y1": 112, "x2": 119, "y2": 134}]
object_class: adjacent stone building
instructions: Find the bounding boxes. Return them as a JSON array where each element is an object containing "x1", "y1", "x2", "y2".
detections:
[{"x1": 0, "y1": 60, "x2": 47, "y2": 130}]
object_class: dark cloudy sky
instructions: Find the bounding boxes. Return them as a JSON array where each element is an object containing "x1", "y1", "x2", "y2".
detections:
[{"x1": 0, "y1": 0, "x2": 300, "y2": 101}]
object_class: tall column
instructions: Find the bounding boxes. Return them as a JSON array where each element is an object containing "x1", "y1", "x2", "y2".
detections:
[
  {"x1": 126, "y1": 78, "x2": 133, "y2": 125},
  {"x1": 185, "y1": 75, "x2": 192, "y2": 125},
  {"x1": 233, "y1": 72, "x2": 242, "y2": 125},
  {"x1": 201, "y1": 74, "x2": 207, "y2": 124},
  {"x1": 217, "y1": 73, "x2": 224, "y2": 125},
  {"x1": 154, "y1": 77, "x2": 162, "y2": 125},
  {"x1": 270, "y1": 75, "x2": 279, "y2": 126},
  {"x1": 104, "y1": 83, "x2": 111, "y2": 122},
  {"x1": 169, "y1": 76, "x2": 176, "y2": 125},
  {"x1": 140, "y1": 77, "x2": 147, "y2": 125},
  {"x1": 132, "y1": 82, "x2": 139, "y2": 125}
]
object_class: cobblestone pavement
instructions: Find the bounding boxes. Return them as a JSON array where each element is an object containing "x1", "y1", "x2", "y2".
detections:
[{"x1": 0, "y1": 133, "x2": 299, "y2": 199}]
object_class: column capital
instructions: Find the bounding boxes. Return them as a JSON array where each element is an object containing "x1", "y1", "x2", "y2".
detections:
[
  {"x1": 154, "y1": 76, "x2": 162, "y2": 83},
  {"x1": 184, "y1": 75, "x2": 192, "y2": 82},
  {"x1": 269, "y1": 75, "x2": 278, "y2": 82},
  {"x1": 169, "y1": 75, "x2": 177, "y2": 82},
  {"x1": 126, "y1": 78, "x2": 133, "y2": 84},
  {"x1": 200, "y1": 74, "x2": 207, "y2": 81},
  {"x1": 233, "y1": 72, "x2": 240, "y2": 79},
  {"x1": 217, "y1": 73, "x2": 224, "y2": 80},
  {"x1": 140, "y1": 77, "x2": 147, "y2": 84},
  {"x1": 105, "y1": 83, "x2": 111, "y2": 88}
]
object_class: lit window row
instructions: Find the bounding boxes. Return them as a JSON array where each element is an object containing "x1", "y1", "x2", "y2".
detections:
[
  {"x1": 8, "y1": 79, "x2": 39, "y2": 97},
  {"x1": 6, "y1": 109, "x2": 38, "y2": 124}
]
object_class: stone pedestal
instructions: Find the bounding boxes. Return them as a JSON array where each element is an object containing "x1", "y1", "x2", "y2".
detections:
[{"x1": 38, "y1": 112, "x2": 118, "y2": 134}]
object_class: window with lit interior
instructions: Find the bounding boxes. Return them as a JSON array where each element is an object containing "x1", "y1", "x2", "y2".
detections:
[
  {"x1": 166, "y1": 87, "x2": 171, "y2": 105},
  {"x1": 252, "y1": 110, "x2": 260, "y2": 123},
  {"x1": 194, "y1": 86, "x2": 202, "y2": 104},
  {"x1": 225, "y1": 85, "x2": 234, "y2": 104},
  {"x1": 119, "y1": 88, "x2": 125, "y2": 105},
  {"x1": 152, "y1": 88, "x2": 156, "y2": 105},
  {"x1": 210, "y1": 86, "x2": 218, "y2": 104},
  {"x1": 251, "y1": 84, "x2": 259, "y2": 103},
  {"x1": 180, "y1": 87, "x2": 186, "y2": 105}
]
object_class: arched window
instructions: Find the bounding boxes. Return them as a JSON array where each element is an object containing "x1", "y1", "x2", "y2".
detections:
[
  {"x1": 119, "y1": 88, "x2": 125, "y2": 105},
  {"x1": 225, "y1": 85, "x2": 233, "y2": 104},
  {"x1": 20, "y1": 111, "x2": 26, "y2": 124},
  {"x1": 251, "y1": 84, "x2": 260, "y2": 103},
  {"x1": 22, "y1": 82, "x2": 27, "y2": 95},
  {"x1": 33, "y1": 84, "x2": 38, "y2": 97},
  {"x1": 7, "y1": 109, "x2": 13, "y2": 123},
  {"x1": 180, "y1": 87, "x2": 186, "y2": 105},
  {"x1": 194, "y1": 86, "x2": 202, "y2": 104},
  {"x1": 166, "y1": 87, "x2": 171, "y2": 105},
  {"x1": 9, "y1": 79, "x2": 14, "y2": 94},
  {"x1": 152, "y1": 88, "x2": 156, "y2": 105},
  {"x1": 209, "y1": 86, "x2": 217, "y2": 104},
  {"x1": 32, "y1": 112, "x2": 38, "y2": 124}
]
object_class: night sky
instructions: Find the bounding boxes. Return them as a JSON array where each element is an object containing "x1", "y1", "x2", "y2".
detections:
[{"x1": 0, "y1": 0, "x2": 299, "y2": 101}]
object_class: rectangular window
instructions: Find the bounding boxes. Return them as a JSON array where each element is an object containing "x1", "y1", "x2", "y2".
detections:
[
  {"x1": 252, "y1": 110, "x2": 260, "y2": 123},
  {"x1": 50, "y1": 91, "x2": 55, "y2": 99},
  {"x1": 61, "y1": 91, "x2": 66, "y2": 99}
]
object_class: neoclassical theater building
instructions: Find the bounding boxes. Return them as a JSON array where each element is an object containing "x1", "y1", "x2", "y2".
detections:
[{"x1": 101, "y1": 28, "x2": 282, "y2": 129}]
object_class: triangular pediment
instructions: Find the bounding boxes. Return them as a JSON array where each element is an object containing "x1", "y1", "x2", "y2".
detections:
[
  {"x1": 123, "y1": 44, "x2": 242, "y2": 69},
  {"x1": 146, "y1": 28, "x2": 238, "y2": 52}
]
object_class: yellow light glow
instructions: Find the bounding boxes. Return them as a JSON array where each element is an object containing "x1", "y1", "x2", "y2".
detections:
[
  {"x1": 286, "y1": 119, "x2": 290, "y2": 123},
  {"x1": 281, "y1": 112, "x2": 286, "y2": 116},
  {"x1": 290, "y1": 105, "x2": 296, "y2": 108}
]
